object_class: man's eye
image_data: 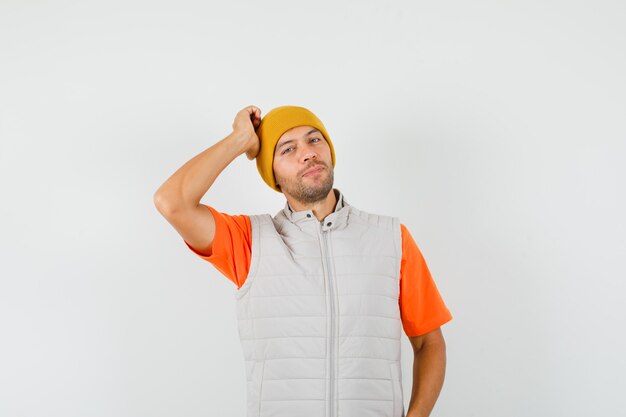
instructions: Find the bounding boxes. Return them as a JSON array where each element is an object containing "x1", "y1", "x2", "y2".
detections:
[{"x1": 282, "y1": 138, "x2": 320, "y2": 154}]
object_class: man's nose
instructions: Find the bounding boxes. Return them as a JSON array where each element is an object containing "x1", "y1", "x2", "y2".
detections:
[{"x1": 300, "y1": 144, "x2": 318, "y2": 162}]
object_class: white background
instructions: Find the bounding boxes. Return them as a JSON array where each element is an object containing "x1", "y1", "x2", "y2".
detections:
[{"x1": 1, "y1": 1, "x2": 625, "y2": 416}]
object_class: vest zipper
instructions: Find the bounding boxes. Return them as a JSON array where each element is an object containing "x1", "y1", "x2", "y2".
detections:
[{"x1": 320, "y1": 225, "x2": 335, "y2": 417}]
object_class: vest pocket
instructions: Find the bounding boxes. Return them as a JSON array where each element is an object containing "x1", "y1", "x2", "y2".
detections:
[
  {"x1": 389, "y1": 361, "x2": 404, "y2": 417},
  {"x1": 247, "y1": 360, "x2": 266, "y2": 417},
  {"x1": 258, "y1": 359, "x2": 266, "y2": 417}
]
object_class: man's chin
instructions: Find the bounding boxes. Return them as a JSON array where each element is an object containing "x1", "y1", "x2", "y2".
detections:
[{"x1": 283, "y1": 183, "x2": 333, "y2": 204}]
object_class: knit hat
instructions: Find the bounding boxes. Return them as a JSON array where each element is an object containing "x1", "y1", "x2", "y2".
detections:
[{"x1": 255, "y1": 105, "x2": 336, "y2": 192}]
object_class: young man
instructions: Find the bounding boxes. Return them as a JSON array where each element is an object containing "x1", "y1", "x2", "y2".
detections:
[{"x1": 154, "y1": 105, "x2": 453, "y2": 417}]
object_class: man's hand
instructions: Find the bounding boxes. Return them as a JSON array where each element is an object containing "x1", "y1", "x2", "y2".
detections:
[{"x1": 232, "y1": 105, "x2": 262, "y2": 160}]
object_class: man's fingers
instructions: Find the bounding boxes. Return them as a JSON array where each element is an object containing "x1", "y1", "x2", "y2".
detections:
[{"x1": 246, "y1": 105, "x2": 260, "y2": 114}]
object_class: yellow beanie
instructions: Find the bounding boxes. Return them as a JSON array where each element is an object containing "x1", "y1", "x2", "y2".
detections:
[{"x1": 255, "y1": 105, "x2": 336, "y2": 192}]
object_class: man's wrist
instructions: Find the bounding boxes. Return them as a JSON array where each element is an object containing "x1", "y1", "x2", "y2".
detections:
[{"x1": 226, "y1": 131, "x2": 252, "y2": 155}]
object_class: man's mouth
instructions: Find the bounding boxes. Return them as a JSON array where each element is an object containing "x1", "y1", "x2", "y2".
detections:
[{"x1": 303, "y1": 166, "x2": 324, "y2": 177}]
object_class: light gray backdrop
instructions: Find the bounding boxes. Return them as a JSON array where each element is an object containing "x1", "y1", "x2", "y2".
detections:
[{"x1": 1, "y1": 1, "x2": 624, "y2": 416}]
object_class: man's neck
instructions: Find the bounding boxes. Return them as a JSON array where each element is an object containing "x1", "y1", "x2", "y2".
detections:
[{"x1": 287, "y1": 189, "x2": 338, "y2": 222}]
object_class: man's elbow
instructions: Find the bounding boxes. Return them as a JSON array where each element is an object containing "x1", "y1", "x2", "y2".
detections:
[{"x1": 153, "y1": 190, "x2": 181, "y2": 217}]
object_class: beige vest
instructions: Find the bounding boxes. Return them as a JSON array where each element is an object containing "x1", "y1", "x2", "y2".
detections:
[{"x1": 235, "y1": 188, "x2": 405, "y2": 417}]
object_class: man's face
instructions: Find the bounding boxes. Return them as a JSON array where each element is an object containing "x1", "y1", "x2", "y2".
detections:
[{"x1": 272, "y1": 125, "x2": 334, "y2": 204}]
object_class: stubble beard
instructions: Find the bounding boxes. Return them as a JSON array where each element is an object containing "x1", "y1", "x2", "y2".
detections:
[{"x1": 276, "y1": 167, "x2": 334, "y2": 205}]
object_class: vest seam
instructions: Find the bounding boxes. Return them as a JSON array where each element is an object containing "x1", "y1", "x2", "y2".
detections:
[
  {"x1": 241, "y1": 293, "x2": 400, "y2": 300},
  {"x1": 252, "y1": 253, "x2": 401, "y2": 260},
  {"x1": 240, "y1": 335, "x2": 401, "y2": 341},
  {"x1": 338, "y1": 399, "x2": 394, "y2": 401},
  {"x1": 261, "y1": 398, "x2": 393, "y2": 401},
  {"x1": 261, "y1": 376, "x2": 393, "y2": 380},
  {"x1": 249, "y1": 355, "x2": 400, "y2": 360},
  {"x1": 252, "y1": 271, "x2": 401, "y2": 280},
  {"x1": 239, "y1": 313, "x2": 402, "y2": 319}
]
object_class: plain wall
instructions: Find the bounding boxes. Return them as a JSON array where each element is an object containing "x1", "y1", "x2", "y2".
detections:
[{"x1": 1, "y1": 0, "x2": 624, "y2": 416}]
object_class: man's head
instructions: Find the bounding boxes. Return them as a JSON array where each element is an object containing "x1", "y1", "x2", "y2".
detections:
[
  {"x1": 272, "y1": 125, "x2": 335, "y2": 204},
  {"x1": 255, "y1": 106, "x2": 336, "y2": 202}
]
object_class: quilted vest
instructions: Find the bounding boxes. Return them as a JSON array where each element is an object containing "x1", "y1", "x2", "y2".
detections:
[{"x1": 235, "y1": 188, "x2": 405, "y2": 417}]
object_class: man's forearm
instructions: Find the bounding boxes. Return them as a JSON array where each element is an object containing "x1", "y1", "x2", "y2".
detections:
[
  {"x1": 154, "y1": 131, "x2": 248, "y2": 212},
  {"x1": 406, "y1": 341, "x2": 447, "y2": 417}
]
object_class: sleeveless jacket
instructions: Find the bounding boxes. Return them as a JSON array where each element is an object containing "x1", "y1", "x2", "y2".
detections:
[{"x1": 235, "y1": 188, "x2": 405, "y2": 417}]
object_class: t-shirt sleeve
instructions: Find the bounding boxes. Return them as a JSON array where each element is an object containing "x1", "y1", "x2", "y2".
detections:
[
  {"x1": 183, "y1": 204, "x2": 252, "y2": 289},
  {"x1": 399, "y1": 223, "x2": 453, "y2": 337}
]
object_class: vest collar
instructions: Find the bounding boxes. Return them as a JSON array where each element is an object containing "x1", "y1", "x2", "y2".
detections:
[{"x1": 282, "y1": 188, "x2": 350, "y2": 230}]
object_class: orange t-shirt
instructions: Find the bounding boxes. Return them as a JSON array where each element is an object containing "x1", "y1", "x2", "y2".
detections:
[{"x1": 184, "y1": 205, "x2": 453, "y2": 337}]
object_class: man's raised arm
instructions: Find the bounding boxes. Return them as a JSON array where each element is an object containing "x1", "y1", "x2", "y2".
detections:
[{"x1": 152, "y1": 105, "x2": 261, "y2": 255}]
